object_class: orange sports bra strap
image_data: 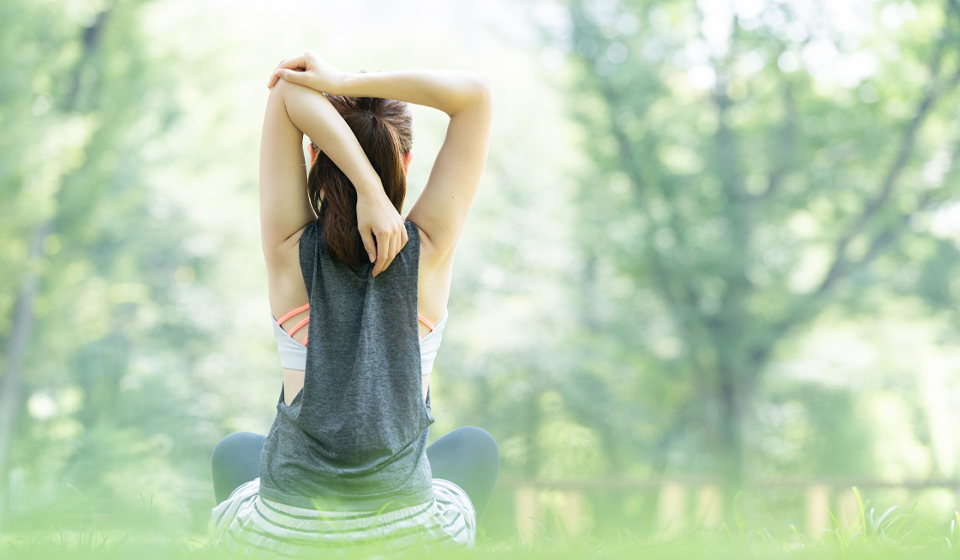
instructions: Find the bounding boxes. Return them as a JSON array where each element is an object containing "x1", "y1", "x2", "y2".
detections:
[
  {"x1": 278, "y1": 304, "x2": 426, "y2": 342},
  {"x1": 417, "y1": 313, "x2": 435, "y2": 332},
  {"x1": 276, "y1": 303, "x2": 310, "y2": 326},
  {"x1": 287, "y1": 316, "x2": 309, "y2": 338}
]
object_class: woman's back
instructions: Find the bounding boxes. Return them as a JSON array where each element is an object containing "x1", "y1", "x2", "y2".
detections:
[
  {"x1": 259, "y1": 221, "x2": 436, "y2": 512},
  {"x1": 267, "y1": 217, "x2": 452, "y2": 406}
]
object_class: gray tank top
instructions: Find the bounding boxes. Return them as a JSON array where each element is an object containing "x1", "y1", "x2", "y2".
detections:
[{"x1": 258, "y1": 220, "x2": 435, "y2": 511}]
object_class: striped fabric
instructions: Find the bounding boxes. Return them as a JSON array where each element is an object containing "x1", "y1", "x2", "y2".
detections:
[{"x1": 210, "y1": 477, "x2": 476, "y2": 557}]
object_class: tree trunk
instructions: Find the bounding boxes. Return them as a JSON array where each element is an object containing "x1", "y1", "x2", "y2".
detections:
[
  {"x1": 715, "y1": 358, "x2": 746, "y2": 518},
  {"x1": 0, "y1": 221, "x2": 49, "y2": 529},
  {"x1": 717, "y1": 379, "x2": 744, "y2": 482}
]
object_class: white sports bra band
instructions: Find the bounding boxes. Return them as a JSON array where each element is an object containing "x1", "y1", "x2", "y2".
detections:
[{"x1": 270, "y1": 308, "x2": 448, "y2": 376}]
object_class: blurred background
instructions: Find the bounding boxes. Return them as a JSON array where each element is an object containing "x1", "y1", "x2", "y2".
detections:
[{"x1": 4, "y1": 0, "x2": 960, "y2": 547}]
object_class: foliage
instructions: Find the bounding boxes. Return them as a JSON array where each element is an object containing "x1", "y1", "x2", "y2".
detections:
[
  {"x1": 5, "y1": 0, "x2": 960, "y2": 547},
  {"x1": 548, "y1": 0, "x2": 960, "y2": 492},
  {"x1": 0, "y1": 0, "x2": 223, "y2": 533}
]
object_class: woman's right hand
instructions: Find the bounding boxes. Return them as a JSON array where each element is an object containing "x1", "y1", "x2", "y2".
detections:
[
  {"x1": 267, "y1": 51, "x2": 345, "y2": 93},
  {"x1": 356, "y1": 189, "x2": 408, "y2": 277}
]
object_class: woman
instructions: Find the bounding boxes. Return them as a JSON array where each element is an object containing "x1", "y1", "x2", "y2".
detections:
[{"x1": 209, "y1": 52, "x2": 498, "y2": 555}]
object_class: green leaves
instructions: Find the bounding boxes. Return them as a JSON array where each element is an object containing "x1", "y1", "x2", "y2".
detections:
[{"x1": 559, "y1": 0, "x2": 960, "y2": 491}]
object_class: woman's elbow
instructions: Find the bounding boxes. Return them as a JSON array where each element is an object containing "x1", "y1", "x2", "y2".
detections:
[
  {"x1": 445, "y1": 72, "x2": 493, "y2": 117},
  {"x1": 472, "y1": 72, "x2": 493, "y2": 106}
]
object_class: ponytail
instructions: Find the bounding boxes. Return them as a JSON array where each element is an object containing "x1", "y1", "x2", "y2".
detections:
[{"x1": 307, "y1": 96, "x2": 413, "y2": 267}]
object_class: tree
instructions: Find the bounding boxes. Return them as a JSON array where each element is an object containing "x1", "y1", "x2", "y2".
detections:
[
  {"x1": 556, "y1": 0, "x2": 960, "y2": 499},
  {"x1": 0, "y1": 0, "x2": 215, "y2": 531}
]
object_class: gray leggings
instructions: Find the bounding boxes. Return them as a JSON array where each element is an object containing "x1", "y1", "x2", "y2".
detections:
[{"x1": 211, "y1": 426, "x2": 500, "y2": 523}]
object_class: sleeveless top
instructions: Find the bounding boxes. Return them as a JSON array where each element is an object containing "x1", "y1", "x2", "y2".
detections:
[{"x1": 258, "y1": 220, "x2": 435, "y2": 512}]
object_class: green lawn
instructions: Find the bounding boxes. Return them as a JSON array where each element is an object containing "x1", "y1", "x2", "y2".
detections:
[
  {"x1": 6, "y1": 534, "x2": 960, "y2": 560},
  {"x1": 7, "y1": 519, "x2": 960, "y2": 560},
  {"x1": 6, "y1": 488, "x2": 960, "y2": 559}
]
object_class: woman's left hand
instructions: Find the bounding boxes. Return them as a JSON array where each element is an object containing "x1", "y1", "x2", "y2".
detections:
[
  {"x1": 356, "y1": 189, "x2": 408, "y2": 277},
  {"x1": 267, "y1": 51, "x2": 345, "y2": 93}
]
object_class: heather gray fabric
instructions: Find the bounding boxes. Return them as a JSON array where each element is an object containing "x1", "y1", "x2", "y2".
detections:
[
  {"x1": 258, "y1": 220, "x2": 435, "y2": 512},
  {"x1": 212, "y1": 426, "x2": 501, "y2": 522}
]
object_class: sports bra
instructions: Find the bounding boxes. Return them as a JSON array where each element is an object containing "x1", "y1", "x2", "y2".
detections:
[{"x1": 271, "y1": 303, "x2": 448, "y2": 375}]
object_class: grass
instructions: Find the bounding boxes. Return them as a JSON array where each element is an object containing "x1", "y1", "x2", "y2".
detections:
[
  {"x1": 5, "y1": 527, "x2": 960, "y2": 559},
  {"x1": 6, "y1": 487, "x2": 960, "y2": 559}
]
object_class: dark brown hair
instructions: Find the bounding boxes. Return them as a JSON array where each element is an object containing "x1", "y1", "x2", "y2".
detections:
[{"x1": 307, "y1": 95, "x2": 413, "y2": 267}]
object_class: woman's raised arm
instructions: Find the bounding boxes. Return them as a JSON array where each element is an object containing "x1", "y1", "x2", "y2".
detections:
[
  {"x1": 272, "y1": 53, "x2": 493, "y2": 266},
  {"x1": 258, "y1": 80, "x2": 315, "y2": 261}
]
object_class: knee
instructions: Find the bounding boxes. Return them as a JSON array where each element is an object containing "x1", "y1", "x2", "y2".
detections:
[
  {"x1": 458, "y1": 426, "x2": 500, "y2": 467},
  {"x1": 212, "y1": 431, "x2": 263, "y2": 466}
]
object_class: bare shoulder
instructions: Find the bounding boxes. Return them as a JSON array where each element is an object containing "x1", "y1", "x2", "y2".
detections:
[
  {"x1": 411, "y1": 221, "x2": 455, "y2": 322},
  {"x1": 264, "y1": 223, "x2": 311, "y2": 317},
  {"x1": 263, "y1": 221, "x2": 311, "y2": 267},
  {"x1": 412, "y1": 222, "x2": 451, "y2": 273}
]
